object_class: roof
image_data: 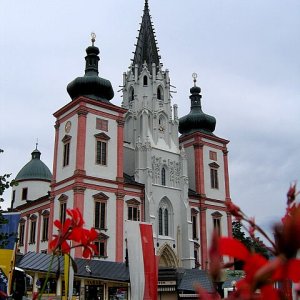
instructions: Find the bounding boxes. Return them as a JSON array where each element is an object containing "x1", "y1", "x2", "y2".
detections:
[
  {"x1": 177, "y1": 269, "x2": 214, "y2": 293},
  {"x1": 15, "y1": 149, "x2": 52, "y2": 181},
  {"x1": 132, "y1": 0, "x2": 160, "y2": 73},
  {"x1": 17, "y1": 252, "x2": 130, "y2": 282}
]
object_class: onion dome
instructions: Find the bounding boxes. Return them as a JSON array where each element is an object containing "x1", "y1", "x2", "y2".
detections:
[
  {"x1": 179, "y1": 73, "x2": 216, "y2": 136},
  {"x1": 15, "y1": 148, "x2": 52, "y2": 182},
  {"x1": 67, "y1": 33, "x2": 114, "y2": 102}
]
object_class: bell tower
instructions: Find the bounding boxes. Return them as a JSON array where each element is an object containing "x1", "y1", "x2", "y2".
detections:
[{"x1": 122, "y1": 1, "x2": 194, "y2": 268}]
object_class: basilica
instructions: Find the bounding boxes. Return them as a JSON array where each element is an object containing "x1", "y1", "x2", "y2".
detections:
[{"x1": 11, "y1": 1, "x2": 232, "y2": 298}]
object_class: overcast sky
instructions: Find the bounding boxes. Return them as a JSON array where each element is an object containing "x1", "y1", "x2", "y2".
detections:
[{"x1": 1, "y1": 0, "x2": 299, "y2": 233}]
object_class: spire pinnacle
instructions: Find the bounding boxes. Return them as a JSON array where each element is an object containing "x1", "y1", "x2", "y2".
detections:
[{"x1": 132, "y1": 0, "x2": 160, "y2": 74}]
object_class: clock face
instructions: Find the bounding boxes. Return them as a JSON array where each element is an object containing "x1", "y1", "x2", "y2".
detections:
[{"x1": 65, "y1": 121, "x2": 71, "y2": 133}]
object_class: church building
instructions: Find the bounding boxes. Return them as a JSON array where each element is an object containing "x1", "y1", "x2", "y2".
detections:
[{"x1": 10, "y1": 1, "x2": 232, "y2": 298}]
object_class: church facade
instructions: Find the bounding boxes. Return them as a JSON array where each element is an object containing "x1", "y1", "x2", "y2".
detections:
[{"x1": 11, "y1": 0, "x2": 232, "y2": 287}]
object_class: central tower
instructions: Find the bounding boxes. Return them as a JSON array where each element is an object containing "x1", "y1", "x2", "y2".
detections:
[{"x1": 122, "y1": 0, "x2": 194, "y2": 268}]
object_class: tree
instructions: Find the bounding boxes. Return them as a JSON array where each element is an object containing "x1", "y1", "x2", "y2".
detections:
[
  {"x1": 232, "y1": 221, "x2": 269, "y2": 269},
  {"x1": 0, "y1": 149, "x2": 17, "y2": 248}
]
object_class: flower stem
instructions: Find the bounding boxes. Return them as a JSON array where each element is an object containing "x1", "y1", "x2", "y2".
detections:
[{"x1": 38, "y1": 254, "x2": 55, "y2": 300}]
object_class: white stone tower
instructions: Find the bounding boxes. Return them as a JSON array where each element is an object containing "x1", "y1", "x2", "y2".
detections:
[{"x1": 122, "y1": 0, "x2": 194, "y2": 268}]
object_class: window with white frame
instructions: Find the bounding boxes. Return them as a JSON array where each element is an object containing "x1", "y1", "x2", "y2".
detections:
[
  {"x1": 41, "y1": 210, "x2": 49, "y2": 241},
  {"x1": 127, "y1": 199, "x2": 140, "y2": 221},
  {"x1": 58, "y1": 194, "x2": 68, "y2": 224},
  {"x1": 93, "y1": 192, "x2": 109, "y2": 230},
  {"x1": 62, "y1": 135, "x2": 71, "y2": 167},
  {"x1": 29, "y1": 214, "x2": 37, "y2": 244},
  {"x1": 209, "y1": 162, "x2": 220, "y2": 189},
  {"x1": 212, "y1": 211, "x2": 223, "y2": 236},
  {"x1": 94, "y1": 133, "x2": 110, "y2": 166},
  {"x1": 19, "y1": 219, "x2": 25, "y2": 246}
]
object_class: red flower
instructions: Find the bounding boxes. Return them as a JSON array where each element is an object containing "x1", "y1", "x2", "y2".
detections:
[
  {"x1": 287, "y1": 182, "x2": 297, "y2": 206},
  {"x1": 225, "y1": 200, "x2": 243, "y2": 221},
  {"x1": 79, "y1": 228, "x2": 99, "y2": 258}
]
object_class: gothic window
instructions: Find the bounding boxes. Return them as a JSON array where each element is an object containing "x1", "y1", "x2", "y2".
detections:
[
  {"x1": 93, "y1": 192, "x2": 109, "y2": 230},
  {"x1": 164, "y1": 209, "x2": 169, "y2": 236},
  {"x1": 161, "y1": 167, "x2": 166, "y2": 186},
  {"x1": 209, "y1": 162, "x2": 220, "y2": 189},
  {"x1": 58, "y1": 194, "x2": 68, "y2": 224},
  {"x1": 29, "y1": 214, "x2": 37, "y2": 244},
  {"x1": 191, "y1": 209, "x2": 199, "y2": 240},
  {"x1": 41, "y1": 210, "x2": 49, "y2": 241},
  {"x1": 62, "y1": 135, "x2": 72, "y2": 167},
  {"x1": 157, "y1": 86, "x2": 163, "y2": 100},
  {"x1": 127, "y1": 199, "x2": 140, "y2": 221},
  {"x1": 22, "y1": 187, "x2": 28, "y2": 200},
  {"x1": 19, "y1": 219, "x2": 25, "y2": 246},
  {"x1": 94, "y1": 233, "x2": 108, "y2": 257},
  {"x1": 129, "y1": 87, "x2": 134, "y2": 101},
  {"x1": 143, "y1": 75, "x2": 148, "y2": 86},
  {"x1": 212, "y1": 211, "x2": 222, "y2": 236},
  {"x1": 158, "y1": 198, "x2": 173, "y2": 237}
]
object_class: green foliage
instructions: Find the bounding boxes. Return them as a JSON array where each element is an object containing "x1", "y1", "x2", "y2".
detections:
[
  {"x1": 232, "y1": 221, "x2": 270, "y2": 269},
  {"x1": 0, "y1": 149, "x2": 17, "y2": 248}
]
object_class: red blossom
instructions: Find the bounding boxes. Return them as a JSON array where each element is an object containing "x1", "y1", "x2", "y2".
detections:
[
  {"x1": 225, "y1": 200, "x2": 243, "y2": 220},
  {"x1": 287, "y1": 182, "x2": 297, "y2": 206},
  {"x1": 80, "y1": 228, "x2": 99, "y2": 258}
]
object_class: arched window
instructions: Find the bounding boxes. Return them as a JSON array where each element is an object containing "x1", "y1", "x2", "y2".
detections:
[
  {"x1": 143, "y1": 75, "x2": 148, "y2": 86},
  {"x1": 159, "y1": 208, "x2": 163, "y2": 235},
  {"x1": 164, "y1": 209, "x2": 169, "y2": 236},
  {"x1": 161, "y1": 167, "x2": 166, "y2": 186},
  {"x1": 158, "y1": 198, "x2": 173, "y2": 237},
  {"x1": 129, "y1": 87, "x2": 134, "y2": 101},
  {"x1": 157, "y1": 86, "x2": 163, "y2": 100}
]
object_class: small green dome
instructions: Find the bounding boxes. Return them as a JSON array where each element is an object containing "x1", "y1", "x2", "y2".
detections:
[{"x1": 15, "y1": 149, "x2": 52, "y2": 181}]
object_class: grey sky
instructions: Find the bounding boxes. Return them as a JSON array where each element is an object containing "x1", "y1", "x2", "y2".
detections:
[{"x1": 1, "y1": 0, "x2": 299, "y2": 232}]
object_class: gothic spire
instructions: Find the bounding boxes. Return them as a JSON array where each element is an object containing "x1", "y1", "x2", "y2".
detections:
[{"x1": 132, "y1": 0, "x2": 161, "y2": 74}]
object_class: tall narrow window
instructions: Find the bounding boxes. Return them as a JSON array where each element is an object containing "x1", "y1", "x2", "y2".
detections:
[
  {"x1": 22, "y1": 188, "x2": 28, "y2": 200},
  {"x1": 96, "y1": 141, "x2": 107, "y2": 165},
  {"x1": 95, "y1": 133, "x2": 110, "y2": 166},
  {"x1": 19, "y1": 220, "x2": 25, "y2": 246},
  {"x1": 95, "y1": 201, "x2": 106, "y2": 229},
  {"x1": 209, "y1": 162, "x2": 220, "y2": 189},
  {"x1": 129, "y1": 87, "x2": 134, "y2": 101},
  {"x1": 164, "y1": 209, "x2": 169, "y2": 236},
  {"x1": 60, "y1": 201, "x2": 67, "y2": 224},
  {"x1": 212, "y1": 212, "x2": 222, "y2": 236},
  {"x1": 42, "y1": 211, "x2": 49, "y2": 241},
  {"x1": 143, "y1": 75, "x2": 148, "y2": 86},
  {"x1": 210, "y1": 169, "x2": 219, "y2": 189},
  {"x1": 161, "y1": 167, "x2": 166, "y2": 186},
  {"x1": 94, "y1": 233, "x2": 108, "y2": 257},
  {"x1": 29, "y1": 215, "x2": 37, "y2": 244},
  {"x1": 127, "y1": 199, "x2": 140, "y2": 221},
  {"x1": 62, "y1": 135, "x2": 72, "y2": 167},
  {"x1": 158, "y1": 208, "x2": 163, "y2": 235},
  {"x1": 191, "y1": 209, "x2": 199, "y2": 240},
  {"x1": 158, "y1": 198, "x2": 173, "y2": 237},
  {"x1": 93, "y1": 192, "x2": 109, "y2": 230},
  {"x1": 157, "y1": 86, "x2": 163, "y2": 100}
]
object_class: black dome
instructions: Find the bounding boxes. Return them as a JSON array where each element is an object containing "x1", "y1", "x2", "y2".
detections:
[
  {"x1": 67, "y1": 44, "x2": 114, "y2": 102},
  {"x1": 179, "y1": 84, "x2": 216, "y2": 136}
]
